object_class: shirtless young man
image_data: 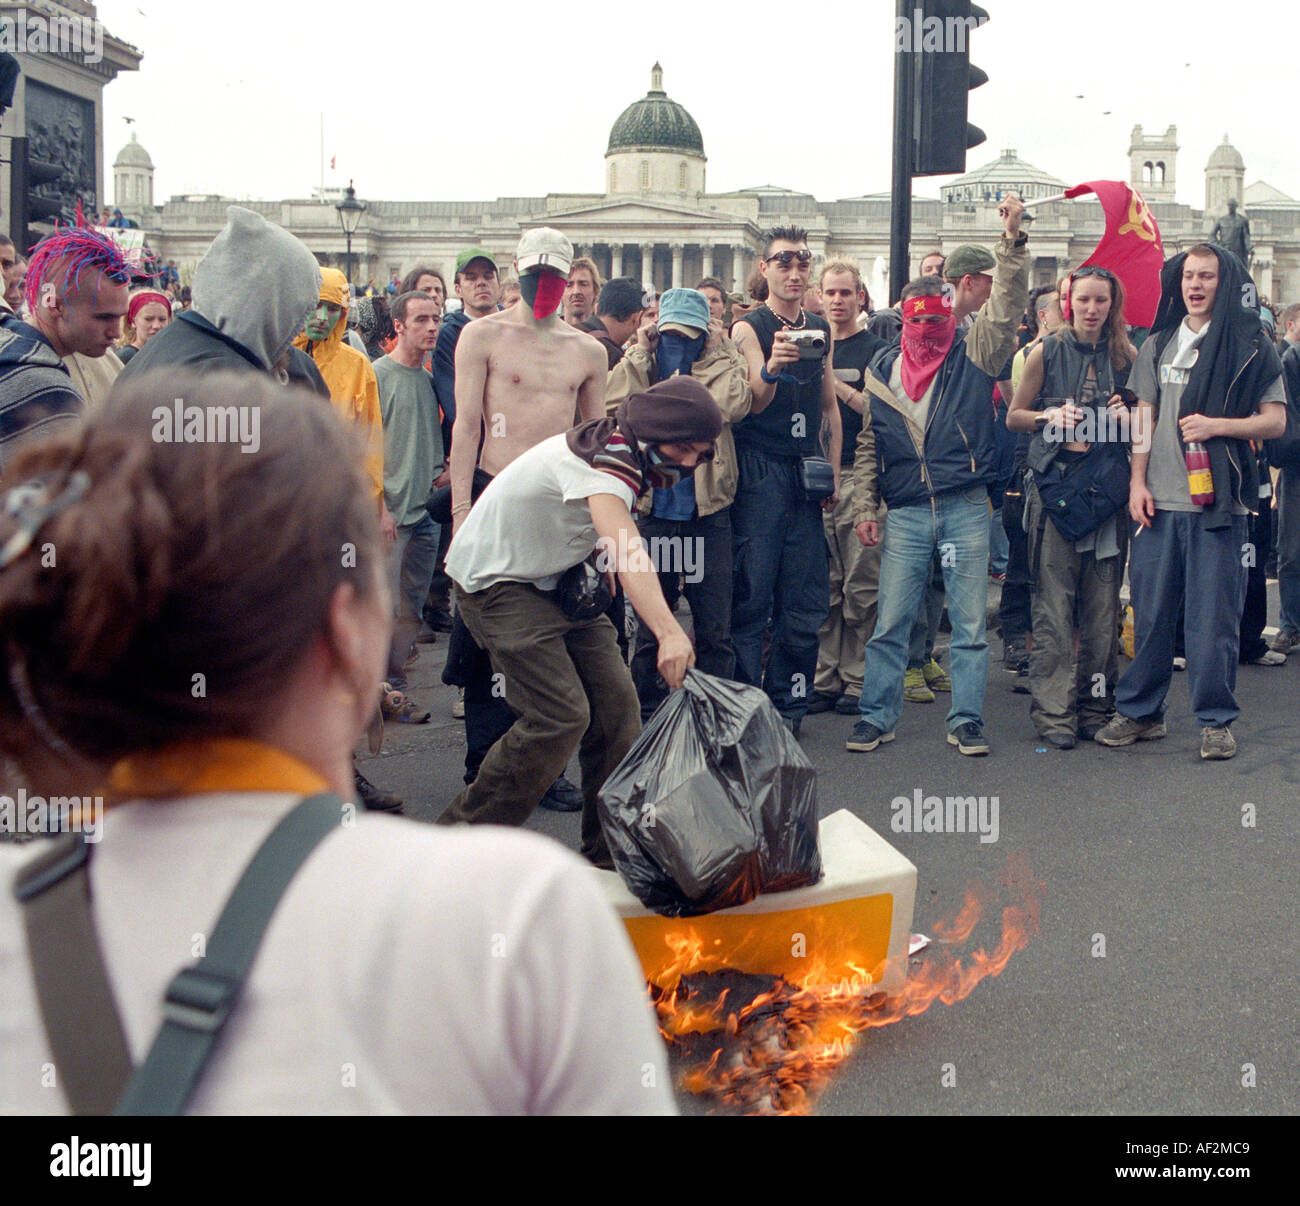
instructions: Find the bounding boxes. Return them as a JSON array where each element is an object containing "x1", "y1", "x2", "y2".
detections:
[
  {"x1": 448, "y1": 227, "x2": 607, "y2": 536},
  {"x1": 444, "y1": 227, "x2": 608, "y2": 813}
]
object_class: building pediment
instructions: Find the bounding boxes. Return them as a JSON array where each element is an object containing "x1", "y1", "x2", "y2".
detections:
[{"x1": 542, "y1": 198, "x2": 734, "y2": 226}]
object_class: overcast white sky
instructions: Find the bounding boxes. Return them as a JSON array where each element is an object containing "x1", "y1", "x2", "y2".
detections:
[{"x1": 97, "y1": 0, "x2": 1292, "y2": 210}]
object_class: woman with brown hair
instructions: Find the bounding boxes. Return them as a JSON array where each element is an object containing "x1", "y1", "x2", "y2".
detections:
[
  {"x1": 0, "y1": 373, "x2": 672, "y2": 1115},
  {"x1": 1007, "y1": 266, "x2": 1139, "y2": 747}
]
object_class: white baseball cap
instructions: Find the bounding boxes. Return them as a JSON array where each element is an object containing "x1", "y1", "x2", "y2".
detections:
[{"x1": 515, "y1": 227, "x2": 573, "y2": 276}]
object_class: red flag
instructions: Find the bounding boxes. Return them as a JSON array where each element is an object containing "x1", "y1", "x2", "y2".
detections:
[
  {"x1": 1062, "y1": 180, "x2": 1164, "y2": 327},
  {"x1": 330, "y1": 156, "x2": 336, "y2": 170}
]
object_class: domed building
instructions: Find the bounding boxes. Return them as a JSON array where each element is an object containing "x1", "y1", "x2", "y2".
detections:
[
  {"x1": 113, "y1": 131, "x2": 155, "y2": 222},
  {"x1": 940, "y1": 148, "x2": 1065, "y2": 205},
  {"x1": 1205, "y1": 134, "x2": 1246, "y2": 217},
  {"x1": 605, "y1": 64, "x2": 706, "y2": 198},
  {"x1": 125, "y1": 83, "x2": 1300, "y2": 306}
]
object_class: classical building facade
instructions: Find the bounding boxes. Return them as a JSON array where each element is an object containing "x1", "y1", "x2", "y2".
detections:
[{"x1": 115, "y1": 68, "x2": 1300, "y2": 306}]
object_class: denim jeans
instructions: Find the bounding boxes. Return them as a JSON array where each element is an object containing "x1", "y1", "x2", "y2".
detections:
[
  {"x1": 731, "y1": 449, "x2": 830, "y2": 720},
  {"x1": 631, "y1": 508, "x2": 735, "y2": 718},
  {"x1": 1276, "y1": 467, "x2": 1300, "y2": 635},
  {"x1": 988, "y1": 505, "x2": 1010, "y2": 574},
  {"x1": 858, "y1": 486, "x2": 991, "y2": 733},
  {"x1": 387, "y1": 512, "x2": 440, "y2": 680}
]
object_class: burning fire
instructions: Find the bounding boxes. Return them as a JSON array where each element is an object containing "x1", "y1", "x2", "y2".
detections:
[{"x1": 652, "y1": 853, "x2": 1044, "y2": 1115}]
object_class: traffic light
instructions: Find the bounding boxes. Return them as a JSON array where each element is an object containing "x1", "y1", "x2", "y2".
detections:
[
  {"x1": 912, "y1": 1, "x2": 989, "y2": 177},
  {"x1": 8, "y1": 136, "x2": 65, "y2": 250}
]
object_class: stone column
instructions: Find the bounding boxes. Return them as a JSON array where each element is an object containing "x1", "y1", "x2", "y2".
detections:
[
  {"x1": 611, "y1": 243, "x2": 623, "y2": 279},
  {"x1": 733, "y1": 245, "x2": 749, "y2": 293},
  {"x1": 701, "y1": 244, "x2": 714, "y2": 279},
  {"x1": 640, "y1": 241, "x2": 655, "y2": 290},
  {"x1": 671, "y1": 243, "x2": 684, "y2": 289}
]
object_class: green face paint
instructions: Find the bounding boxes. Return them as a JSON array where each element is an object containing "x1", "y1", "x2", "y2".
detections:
[{"x1": 304, "y1": 300, "x2": 341, "y2": 341}]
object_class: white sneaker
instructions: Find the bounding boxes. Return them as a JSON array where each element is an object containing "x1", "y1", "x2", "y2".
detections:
[
  {"x1": 1249, "y1": 650, "x2": 1287, "y2": 666},
  {"x1": 452, "y1": 687, "x2": 465, "y2": 719},
  {"x1": 1172, "y1": 656, "x2": 1187, "y2": 671}
]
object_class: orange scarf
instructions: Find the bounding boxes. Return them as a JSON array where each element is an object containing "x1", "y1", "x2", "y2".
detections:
[{"x1": 107, "y1": 738, "x2": 330, "y2": 803}]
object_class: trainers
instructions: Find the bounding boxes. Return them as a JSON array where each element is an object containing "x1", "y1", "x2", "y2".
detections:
[
  {"x1": 1094, "y1": 714, "x2": 1167, "y2": 746},
  {"x1": 806, "y1": 691, "x2": 838, "y2": 715},
  {"x1": 1172, "y1": 656, "x2": 1187, "y2": 671},
  {"x1": 452, "y1": 686, "x2": 465, "y2": 719},
  {"x1": 1248, "y1": 650, "x2": 1287, "y2": 666},
  {"x1": 1270, "y1": 628, "x2": 1300, "y2": 654},
  {"x1": 846, "y1": 720, "x2": 894, "y2": 752},
  {"x1": 1200, "y1": 726, "x2": 1236, "y2": 760},
  {"x1": 947, "y1": 722, "x2": 990, "y2": 755},
  {"x1": 904, "y1": 666, "x2": 935, "y2": 703},
  {"x1": 835, "y1": 692, "x2": 860, "y2": 715},
  {"x1": 921, "y1": 659, "x2": 951, "y2": 691}
]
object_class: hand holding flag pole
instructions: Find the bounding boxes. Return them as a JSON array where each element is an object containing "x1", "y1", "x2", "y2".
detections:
[{"x1": 1024, "y1": 181, "x2": 1165, "y2": 326}]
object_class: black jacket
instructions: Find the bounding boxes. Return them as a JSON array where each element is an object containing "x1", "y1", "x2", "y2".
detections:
[{"x1": 1148, "y1": 246, "x2": 1283, "y2": 528}]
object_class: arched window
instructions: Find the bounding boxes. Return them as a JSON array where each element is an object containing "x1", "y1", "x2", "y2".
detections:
[
  {"x1": 610, "y1": 163, "x2": 618, "y2": 192},
  {"x1": 1143, "y1": 161, "x2": 1153, "y2": 184},
  {"x1": 678, "y1": 161, "x2": 687, "y2": 191},
  {"x1": 639, "y1": 160, "x2": 650, "y2": 191},
  {"x1": 1155, "y1": 161, "x2": 1166, "y2": 183}
]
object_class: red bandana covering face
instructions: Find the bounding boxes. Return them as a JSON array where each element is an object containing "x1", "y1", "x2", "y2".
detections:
[{"x1": 899, "y1": 295, "x2": 956, "y2": 401}]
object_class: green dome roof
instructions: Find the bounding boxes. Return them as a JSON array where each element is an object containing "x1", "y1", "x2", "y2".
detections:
[{"x1": 606, "y1": 64, "x2": 704, "y2": 158}]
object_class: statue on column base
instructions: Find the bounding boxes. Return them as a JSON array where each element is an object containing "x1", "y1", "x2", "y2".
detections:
[{"x1": 1211, "y1": 199, "x2": 1253, "y2": 268}]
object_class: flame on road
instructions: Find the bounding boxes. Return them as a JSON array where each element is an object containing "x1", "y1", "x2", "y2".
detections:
[{"x1": 653, "y1": 853, "x2": 1044, "y2": 1114}]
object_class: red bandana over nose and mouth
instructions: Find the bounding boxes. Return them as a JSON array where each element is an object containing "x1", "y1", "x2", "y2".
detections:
[
  {"x1": 899, "y1": 295, "x2": 956, "y2": 401},
  {"x1": 530, "y1": 271, "x2": 567, "y2": 319}
]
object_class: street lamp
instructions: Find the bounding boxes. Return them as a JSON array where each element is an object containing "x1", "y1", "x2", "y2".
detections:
[{"x1": 335, "y1": 180, "x2": 366, "y2": 289}]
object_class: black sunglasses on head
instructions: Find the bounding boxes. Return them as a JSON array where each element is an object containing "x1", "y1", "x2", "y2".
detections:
[
  {"x1": 1072, "y1": 266, "x2": 1115, "y2": 280},
  {"x1": 765, "y1": 250, "x2": 812, "y2": 268}
]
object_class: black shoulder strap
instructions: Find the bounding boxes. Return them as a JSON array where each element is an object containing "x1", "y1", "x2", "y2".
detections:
[
  {"x1": 115, "y1": 792, "x2": 345, "y2": 1115},
  {"x1": 14, "y1": 835, "x2": 134, "y2": 1115},
  {"x1": 13, "y1": 792, "x2": 346, "y2": 1116}
]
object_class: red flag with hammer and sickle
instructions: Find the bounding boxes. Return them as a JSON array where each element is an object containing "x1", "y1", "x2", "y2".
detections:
[{"x1": 1063, "y1": 180, "x2": 1164, "y2": 327}]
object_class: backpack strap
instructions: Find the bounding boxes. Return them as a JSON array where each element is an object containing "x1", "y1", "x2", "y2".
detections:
[
  {"x1": 14, "y1": 834, "x2": 134, "y2": 1115},
  {"x1": 114, "y1": 791, "x2": 345, "y2": 1115}
]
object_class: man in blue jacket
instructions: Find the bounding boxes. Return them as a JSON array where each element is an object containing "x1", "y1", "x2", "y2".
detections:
[{"x1": 846, "y1": 196, "x2": 1028, "y2": 756}]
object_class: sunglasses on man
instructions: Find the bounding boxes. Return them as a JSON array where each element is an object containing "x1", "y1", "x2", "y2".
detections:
[{"x1": 764, "y1": 250, "x2": 812, "y2": 268}]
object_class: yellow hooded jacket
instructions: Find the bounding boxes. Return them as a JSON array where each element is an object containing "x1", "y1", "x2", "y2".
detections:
[{"x1": 293, "y1": 268, "x2": 384, "y2": 501}]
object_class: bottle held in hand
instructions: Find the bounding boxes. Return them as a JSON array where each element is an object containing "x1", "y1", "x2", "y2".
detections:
[{"x1": 1184, "y1": 441, "x2": 1214, "y2": 506}]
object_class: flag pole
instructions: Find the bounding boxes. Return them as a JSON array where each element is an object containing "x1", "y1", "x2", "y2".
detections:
[
  {"x1": 319, "y1": 113, "x2": 324, "y2": 196},
  {"x1": 1022, "y1": 192, "x2": 1068, "y2": 209}
]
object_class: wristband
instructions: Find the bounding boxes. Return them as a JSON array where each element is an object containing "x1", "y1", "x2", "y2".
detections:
[{"x1": 760, "y1": 365, "x2": 781, "y2": 383}]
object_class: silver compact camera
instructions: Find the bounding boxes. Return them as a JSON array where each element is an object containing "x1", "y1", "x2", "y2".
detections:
[{"x1": 786, "y1": 329, "x2": 827, "y2": 359}]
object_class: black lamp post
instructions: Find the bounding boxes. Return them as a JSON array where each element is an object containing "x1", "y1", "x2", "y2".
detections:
[{"x1": 335, "y1": 180, "x2": 366, "y2": 288}]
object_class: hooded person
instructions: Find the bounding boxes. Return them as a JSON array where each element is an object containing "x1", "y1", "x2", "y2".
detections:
[
  {"x1": 113, "y1": 206, "x2": 327, "y2": 397},
  {"x1": 438, "y1": 376, "x2": 721, "y2": 866},
  {"x1": 1095, "y1": 242, "x2": 1287, "y2": 761},
  {"x1": 604, "y1": 286, "x2": 752, "y2": 717},
  {"x1": 293, "y1": 268, "x2": 386, "y2": 506},
  {"x1": 1140, "y1": 244, "x2": 1283, "y2": 531}
]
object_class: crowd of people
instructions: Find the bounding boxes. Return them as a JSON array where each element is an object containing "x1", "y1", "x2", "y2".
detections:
[{"x1": 0, "y1": 197, "x2": 1296, "y2": 1113}]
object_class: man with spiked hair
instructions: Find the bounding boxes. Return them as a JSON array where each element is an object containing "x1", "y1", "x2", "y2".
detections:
[{"x1": 0, "y1": 227, "x2": 132, "y2": 468}]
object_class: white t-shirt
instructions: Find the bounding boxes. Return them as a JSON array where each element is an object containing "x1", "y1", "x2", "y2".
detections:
[
  {"x1": 0, "y1": 796, "x2": 675, "y2": 1115},
  {"x1": 446, "y1": 434, "x2": 637, "y2": 594}
]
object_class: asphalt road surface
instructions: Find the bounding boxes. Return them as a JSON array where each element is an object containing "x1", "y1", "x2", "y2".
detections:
[{"x1": 368, "y1": 585, "x2": 1298, "y2": 1117}]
